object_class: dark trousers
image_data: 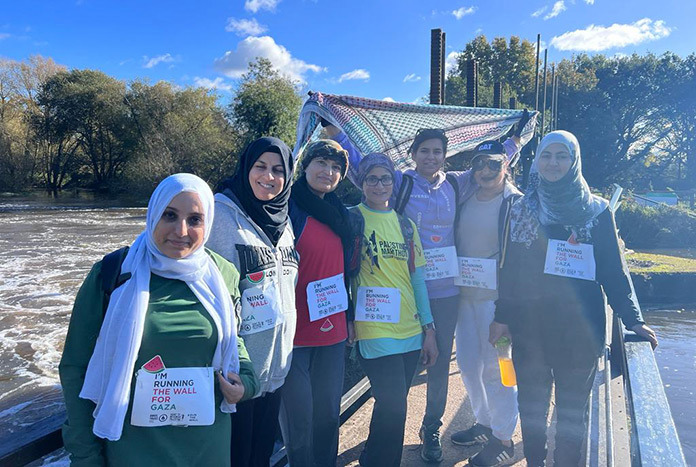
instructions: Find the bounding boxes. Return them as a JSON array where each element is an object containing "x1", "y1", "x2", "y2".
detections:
[
  {"x1": 422, "y1": 295, "x2": 459, "y2": 429},
  {"x1": 511, "y1": 311, "x2": 598, "y2": 467},
  {"x1": 230, "y1": 389, "x2": 282, "y2": 467},
  {"x1": 358, "y1": 349, "x2": 420, "y2": 467},
  {"x1": 279, "y1": 341, "x2": 345, "y2": 467}
]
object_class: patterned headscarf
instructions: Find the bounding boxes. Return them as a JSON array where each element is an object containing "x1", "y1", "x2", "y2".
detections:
[{"x1": 510, "y1": 131, "x2": 608, "y2": 246}]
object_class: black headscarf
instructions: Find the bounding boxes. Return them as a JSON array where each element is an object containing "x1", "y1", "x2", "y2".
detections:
[
  {"x1": 290, "y1": 174, "x2": 353, "y2": 249},
  {"x1": 219, "y1": 137, "x2": 294, "y2": 246}
]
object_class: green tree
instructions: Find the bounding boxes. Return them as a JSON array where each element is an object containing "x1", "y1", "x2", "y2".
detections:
[
  {"x1": 124, "y1": 81, "x2": 239, "y2": 195},
  {"x1": 0, "y1": 56, "x2": 64, "y2": 192},
  {"x1": 229, "y1": 58, "x2": 302, "y2": 146},
  {"x1": 446, "y1": 35, "x2": 537, "y2": 108}
]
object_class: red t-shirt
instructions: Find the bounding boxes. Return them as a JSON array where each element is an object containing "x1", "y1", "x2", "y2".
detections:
[{"x1": 294, "y1": 216, "x2": 348, "y2": 346}]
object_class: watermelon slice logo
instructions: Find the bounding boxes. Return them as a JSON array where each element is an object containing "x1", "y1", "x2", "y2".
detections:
[
  {"x1": 319, "y1": 319, "x2": 334, "y2": 332},
  {"x1": 142, "y1": 355, "x2": 165, "y2": 373},
  {"x1": 431, "y1": 235, "x2": 442, "y2": 243},
  {"x1": 246, "y1": 271, "x2": 265, "y2": 283}
]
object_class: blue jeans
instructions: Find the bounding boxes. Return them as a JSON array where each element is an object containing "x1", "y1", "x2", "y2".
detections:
[{"x1": 279, "y1": 341, "x2": 345, "y2": 467}]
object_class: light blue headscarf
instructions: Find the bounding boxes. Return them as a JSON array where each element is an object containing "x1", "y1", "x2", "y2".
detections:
[{"x1": 510, "y1": 130, "x2": 608, "y2": 246}]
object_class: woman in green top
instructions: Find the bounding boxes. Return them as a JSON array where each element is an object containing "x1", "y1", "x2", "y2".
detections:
[{"x1": 59, "y1": 173, "x2": 258, "y2": 467}]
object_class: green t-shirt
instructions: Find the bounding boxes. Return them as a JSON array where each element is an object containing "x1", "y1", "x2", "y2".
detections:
[{"x1": 59, "y1": 250, "x2": 257, "y2": 467}]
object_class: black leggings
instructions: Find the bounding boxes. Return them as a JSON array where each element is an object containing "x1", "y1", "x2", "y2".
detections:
[
  {"x1": 230, "y1": 389, "x2": 282, "y2": 467},
  {"x1": 358, "y1": 349, "x2": 420, "y2": 467}
]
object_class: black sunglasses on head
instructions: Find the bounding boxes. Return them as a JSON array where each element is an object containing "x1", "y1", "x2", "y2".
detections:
[{"x1": 472, "y1": 158, "x2": 504, "y2": 172}]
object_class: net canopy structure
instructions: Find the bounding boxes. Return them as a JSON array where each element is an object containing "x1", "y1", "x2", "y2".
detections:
[{"x1": 294, "y1": 91, "x2": 538, "y2": 172}]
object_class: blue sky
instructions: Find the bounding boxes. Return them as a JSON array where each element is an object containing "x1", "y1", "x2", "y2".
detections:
[{"x1": 2, "y1": 0, "x2": 695, "y2": 104}]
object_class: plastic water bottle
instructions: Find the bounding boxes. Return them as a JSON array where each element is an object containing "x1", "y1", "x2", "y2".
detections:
[{"x1": 495, "y1": 337, "x2": 517, "y2": 387}]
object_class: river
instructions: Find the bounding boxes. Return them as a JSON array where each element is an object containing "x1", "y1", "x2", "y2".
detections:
[{"x1": 0, "y1": 198, "x2": 693, "y2": 465}]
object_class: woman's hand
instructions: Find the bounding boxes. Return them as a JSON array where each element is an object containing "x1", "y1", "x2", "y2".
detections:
[
  {"x1": 631, "y1": 323, "x2": 658, "y2": 349},
  {"x1": 347, "y1": 321, "x2": 356, "y2": 346},
  {"x1": 421, "y1": 329, "x2": 439, "y2": 367},
  {"x1": 489, "y1": 321, "x2": 511, "y2": 346},
  {"x1": 217, "y1": 371, "x2": 245, "y2": 404}
]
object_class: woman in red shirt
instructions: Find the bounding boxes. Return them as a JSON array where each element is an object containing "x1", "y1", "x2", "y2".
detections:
[{"x1": 281, "y1": 139, "x2": 354, "y2": 467}]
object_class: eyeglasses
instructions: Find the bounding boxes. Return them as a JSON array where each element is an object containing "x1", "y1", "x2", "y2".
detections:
[
  {"x1": 472, "y1": 158, "x2": 504, "y2": 172},
  {"x1": 364, "y1": 175, "x2": 394, "y2": 186}
]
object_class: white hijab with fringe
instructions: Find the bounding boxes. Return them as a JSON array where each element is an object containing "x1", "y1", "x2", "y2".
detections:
[{"x1": 79, "y1": 173, "x2": 240, "y2": 441}]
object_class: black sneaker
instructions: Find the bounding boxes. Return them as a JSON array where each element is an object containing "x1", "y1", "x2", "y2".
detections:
[
  {"x1": 450, "y1": 423, "x2": 493, "y2": 446},
  {"x1": 469, "y1": 437, "x2": 515, "y2": 466},
  {"x1": 419, "y1": 424, "x2": 444, "y2": 463}
]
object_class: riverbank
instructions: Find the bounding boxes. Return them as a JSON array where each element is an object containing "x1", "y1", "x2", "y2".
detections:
[{"x1": 627, "y1": 250, "x2": 696, "y2": 303}]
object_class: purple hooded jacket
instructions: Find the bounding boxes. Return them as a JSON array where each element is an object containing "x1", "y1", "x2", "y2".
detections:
[{"x1": 333, "y1": 131, "x2": 519, "y2": 299}]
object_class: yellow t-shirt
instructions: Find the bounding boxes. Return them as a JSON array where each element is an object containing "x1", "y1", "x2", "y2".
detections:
[{"x1": 353, "y1": 204, "x2": 427, "y2": 341}]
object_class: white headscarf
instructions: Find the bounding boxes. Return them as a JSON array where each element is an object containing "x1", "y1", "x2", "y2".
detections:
[
  {"x1": 510, "y1": 131, "x2": 608, "y2": 246},
  {"x1": 79, "y1": 173, "x2": 240, "y2": 441}
]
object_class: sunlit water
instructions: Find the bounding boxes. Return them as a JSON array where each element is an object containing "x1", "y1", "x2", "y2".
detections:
[{"x1": 0, "y1": 199, "x2": 693, "y2": 465}]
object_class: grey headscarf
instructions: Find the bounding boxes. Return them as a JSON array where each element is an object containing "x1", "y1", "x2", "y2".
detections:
[{"x1": 510, "y1": 130, "x2": 608, "y2": 246}]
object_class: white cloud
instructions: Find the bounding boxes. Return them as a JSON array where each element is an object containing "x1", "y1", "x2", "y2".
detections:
[
  {"x1": 550, "y1": 18, "x2": 671, "y2": 51},
  {"x1": 445, "y1": 51, "x2": 461, "y2": 74},
  {"x1": 383, "y1": 97, "x2": 396, "y2": 102},
  {"x1": 244, "y1": 0, "x2": 279, "y2": 13},
  {"x1": 452, "y1": 6, "x2": 476, "y2": 19},
  {"x1": 143, "y1": 53, "x2": 175, "y2": 68},
  {"x1": 403, "y1": 73, "x2": 421, "y2": 83},
  {"x1": 193, "y1": 77, "x2": 233, "y2": 92},
  {"x1": 531, "y1": 6, "x2": 547, "y2": 17},
  {"x1": 225, "y1": 18, "x2": 267, "y2": 36},
  {"x1": 585, "y1": 0, "x2": 595, "y2": 4},
  {"x1": 0, "y1": 33, "x2": 11, "y2": 40},
  {"x1": 213, "y1": 35, "x2": 324, "y2": 83},
  {"x1": 544, "y1": 1, "x2": 566, "y2": 20},
  {"x1": 338, "y1": 69, "x2": 370, "y2": 83}
]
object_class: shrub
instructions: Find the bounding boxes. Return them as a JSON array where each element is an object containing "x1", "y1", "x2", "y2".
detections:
[{"x1": 615, "y1": 199, "x2": 696, "y2": 249}]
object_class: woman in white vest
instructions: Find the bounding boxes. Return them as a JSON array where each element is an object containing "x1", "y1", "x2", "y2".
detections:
[{"x1": 207, "y1": 137, "x2": 299, "y2": 467}]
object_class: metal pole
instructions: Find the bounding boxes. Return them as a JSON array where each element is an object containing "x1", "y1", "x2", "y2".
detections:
[
  {"x1": 550, "y1": 64, "x2": 556, "y2": 131},
  {"x1": 554, "y1": 74, "x2": 560, "y2": 129},
  {"x1": 540, "y1": 49, "x2": 548, "y2": 136},
  {"x1": 534, "y1": 34, "x2": 541, "y2": 112},
  {"x1": 429, "y1": 29, "x2": 445, "y2": 105},
  {"x1": 493, "y1": 81, "x2": 503, "y2": 108}
]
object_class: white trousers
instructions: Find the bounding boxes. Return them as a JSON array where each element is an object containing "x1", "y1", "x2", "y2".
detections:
[{"x1": 455, "y1": 297, "x2": 519, "y2": 440}]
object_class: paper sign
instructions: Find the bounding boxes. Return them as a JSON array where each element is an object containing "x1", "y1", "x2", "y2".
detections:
[
  {"x1": 306, "y1": 273, "x2": 348, "y2": 322},
  {"x1": 239, "y1": 281, "x2": 280, "y2": 335},
  {"x1": 355, "y1": 287, "x2": 401, "y2": 323},
  {"x1": 424, "y1": 246, "x2": 459, "y2": 281},
  {"x1": 454, "y1": 257, "x2": 498, "y2": 290},
  {"x1": 543, "y1": 239, "x2": 596, "y2": 281},
  {"x1": 131, "y1": 367, "x2": 215, "y2": 427}
]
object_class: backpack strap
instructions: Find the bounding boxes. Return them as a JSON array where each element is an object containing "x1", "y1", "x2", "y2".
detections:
[
  {"x1": 100, "y1": 246, "x2": 131, "y2": 314},
  {"x1": 346, "y1": 206, "x2": 365, "y2": 277},
  {"x1": 393, "y1": 174, "x2": 414, "y2": 215},
  {"x1": 395, "y1": 212, "x2": 416, "y2": 273},
  {"x1": 445, "y1": 173, "x2": 461, "y2": 228}
]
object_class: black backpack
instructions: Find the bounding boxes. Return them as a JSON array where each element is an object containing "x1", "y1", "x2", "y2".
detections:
[{"x1": 99, "y1": 246, "x2": 131, "y2": 313}]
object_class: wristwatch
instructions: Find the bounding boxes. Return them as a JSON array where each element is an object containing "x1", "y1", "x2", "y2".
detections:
[{"x1": 422, "y1": 322, "x2": 436, "y2": 332}]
